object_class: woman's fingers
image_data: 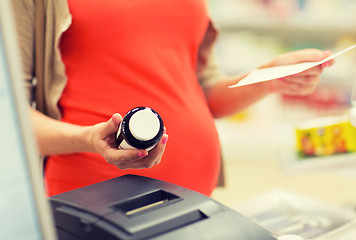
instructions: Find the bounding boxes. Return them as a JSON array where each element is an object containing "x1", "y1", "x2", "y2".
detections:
[
  {"x1": 272, "y1": 49, "x2": 332, "y2": 66},
  {"x1": 104, "y1": 133, "x2": 168, "y2": 169},
  {"x1": 271, "y1": 75, "x2": 320, "y2": 96}
]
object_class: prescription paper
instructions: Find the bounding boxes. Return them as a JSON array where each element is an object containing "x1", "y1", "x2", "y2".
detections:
[{"x1": 229, "y1": 44, "x2": 356, "y2": 88}]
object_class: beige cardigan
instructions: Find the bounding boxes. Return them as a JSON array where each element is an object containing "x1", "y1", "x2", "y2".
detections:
[{"x1": 12, "y1": 0, "x2": 225, "y2": 120}]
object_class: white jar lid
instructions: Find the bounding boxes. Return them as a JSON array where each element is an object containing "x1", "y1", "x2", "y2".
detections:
[{"x1": 129, "y1": 108, "x2": 160, "y2": 141}]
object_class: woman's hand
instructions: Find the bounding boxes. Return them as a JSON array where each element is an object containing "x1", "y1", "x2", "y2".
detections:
[
  {"x1": 87, "y1": 113, "x2": 168, "y2": 170},
  {"x1": 262, "y1": 49, "x2": 334, "y2": 96},
  {"x1": 205, "y1": 49, "x2": 334, "y2": 118}
]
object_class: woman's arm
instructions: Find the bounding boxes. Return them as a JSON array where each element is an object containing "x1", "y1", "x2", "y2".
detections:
[
  {"x1": 31, "y1": 108, "x2": 168, "y2": 169},
  {"x1": 205, "y1": 49, "x2": 333, "y2": 118}
]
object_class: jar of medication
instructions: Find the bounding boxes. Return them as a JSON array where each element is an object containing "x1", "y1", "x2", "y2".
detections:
[{"x1": 116, "y1": 107, "x2": 164, "y2": 150}]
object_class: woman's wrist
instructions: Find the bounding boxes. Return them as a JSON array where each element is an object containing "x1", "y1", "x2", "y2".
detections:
[{"x1": 75, "y1": 125, "x2": 96, "y2": 153}]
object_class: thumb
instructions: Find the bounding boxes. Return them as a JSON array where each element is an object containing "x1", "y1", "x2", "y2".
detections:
[{"x1": 100, "y1": 113, "x2": 122, "y2": 137}]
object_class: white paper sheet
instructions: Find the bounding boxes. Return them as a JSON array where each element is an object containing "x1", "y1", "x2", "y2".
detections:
[{"x1": 229, "y1": 44, "x2": 356, "y2": 88}]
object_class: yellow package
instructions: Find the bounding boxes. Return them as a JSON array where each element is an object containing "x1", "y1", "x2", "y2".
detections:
[{"x1": 295, "y1": 116, "x2": 356, "y2": 158}]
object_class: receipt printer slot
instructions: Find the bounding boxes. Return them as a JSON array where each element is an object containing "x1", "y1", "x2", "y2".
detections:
[{"x1": 111, "y1": 190, "x2": 180, "y2": 216}]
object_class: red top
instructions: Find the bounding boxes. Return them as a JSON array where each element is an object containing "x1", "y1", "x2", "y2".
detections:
[{"x1": 45, "y1": 0, "x2": 221, "y2": 196}]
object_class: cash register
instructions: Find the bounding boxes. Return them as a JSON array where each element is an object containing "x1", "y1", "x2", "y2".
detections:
[{"x1": 50, "y1": 174, "x2": 278, "y2": 240}]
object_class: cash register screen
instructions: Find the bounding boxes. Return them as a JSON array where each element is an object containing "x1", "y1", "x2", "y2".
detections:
[{"x1": 0, "y1": 1, "x2": 56, "y2": 239}]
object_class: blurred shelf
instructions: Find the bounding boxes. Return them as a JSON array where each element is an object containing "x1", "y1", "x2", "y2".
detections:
[
  {"x1": 209, "y1": 0, "x2": 356, "y2": 47},
  {"x1": 219, "y1": 19, "x2": 356, "y2": 34},
  {"x1": 278, "y1": 147, "x2": 356, "y2": 174},
  {"x1": 218, "y1": 21, "x2": 356, "y2": 46}
]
